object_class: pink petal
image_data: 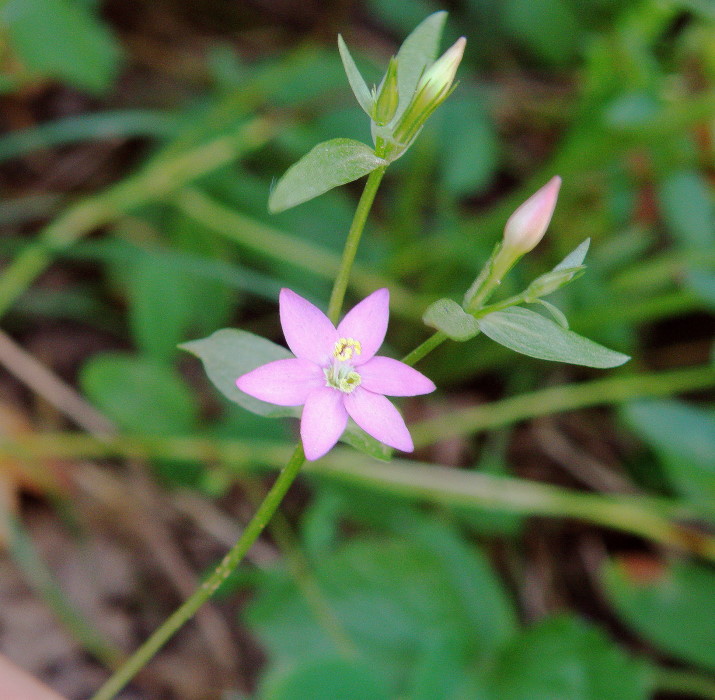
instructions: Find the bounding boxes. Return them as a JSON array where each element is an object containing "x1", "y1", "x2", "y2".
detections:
[
  {"x1": 337, "y1": 288, "x2": 389, "y2": 364},
  {"x1": 301, "y1": 387, "x2": 348, "y2": 460},
  {"x1": 236, "y1": 358, "x2": 323, "y2": 406},
  {"x1": 280, "y1": 288, "x2": 338, "y2": 364},
  {"x1": 359, "y1": 356, "x2": 436, "y2": 396},
  {"x1": 344, "y1": 389, "x2": 413, "y2": 452}
]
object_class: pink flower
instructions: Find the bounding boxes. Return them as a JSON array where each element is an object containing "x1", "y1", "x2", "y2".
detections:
[
  {"x1": 502, "y1": 176, "x2": 561, "y2": 254},
  {"x1": 236, "y1": 288, "x2": 436, "y2": 460}
]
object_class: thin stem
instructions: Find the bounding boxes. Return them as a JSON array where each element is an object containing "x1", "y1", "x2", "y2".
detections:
[
  {"x1": 327, "y1": 166, "x2": 386, "y2": 323},
  {"x1": 92, "y1": 444, "x2": 306, "y2": 700},
  {"x1": 92, "y1": 163, "x2": 389, "y2": 699},
  {"x1": 401, "y1": 330, "x2": 447, "y2": 366}
]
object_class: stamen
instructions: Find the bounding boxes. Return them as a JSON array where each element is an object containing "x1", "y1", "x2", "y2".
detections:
[
  {"x1": 323, "y1": 365, "x2": 362, "y2": 393},
  {"x1": 333, "y1": 337, "x2": 362, "y2": 362}
]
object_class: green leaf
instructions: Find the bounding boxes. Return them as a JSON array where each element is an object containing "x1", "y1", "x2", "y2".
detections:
[
  {"x1": 487, "y1": 615, "x2": 651, "y2": 700},
  {"x1": 393, "y1": 11, "x2": 448, "y2": 123},
  {"x1": 80, "y1": 353, "x2": 197, "y2": 435},
  {"x1": 260, "y1": 657, "x2": 390, "y2": 700},
  {"x1": 181, "y1": 329, "x2": 296, "y2": 419},
  {"x1": 657, "y1": 170, "x2": 715, "y2": 250},
  {"x1": 686, "y1": 268, "x2": 715, "y2": 311},
  {"x1": 269, "y1": 139, "x2": 386, "y2": 213},
  {"x1": 477, "y1": 307, "x2": 630, "y2": 368},
  {"x1": 423, "y1": 298, "x2": 479, "y2": 341},
  {"x1": 621, "y1": 400, "x2": 715, "y2": 505},
  {"x1": 337, "y1": 35, "x2": 374, "y2": 116},
  {"x1": 246, "y1": 531, "x2": 513, "y2": 695},
  {"x1": 603, "y1": 558, "x2": 715, "y2": 673},
  {"x1": 2, "y1": 0, "x2": 121, "y2": 94},
  {"x1": 128, "y1": 253, "x2": 196, "y2": 364}
]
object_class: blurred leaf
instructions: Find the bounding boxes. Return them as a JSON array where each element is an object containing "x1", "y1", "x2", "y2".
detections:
[
  {"x1": 1, "y1": 0, "x2": 121, "y2": 94},
  {"x1": 393, "y1": 11, "x2": 447, "y2": 123},
  {"x1": 686, "y1": 268, "x2": 715, "y2": 311},
  {"x1": 128, "y1": 253, "x2": 196, "y2": 364},
  {"x1": 438, "y1": 95, "x2": 499, "y2": 196},
  {"x1": 269, "y1": 139, "x2": 386, "y2": 213},
  {"x1": 0, "y1": 110, "x2": 177, "y2": 163},
  {"x1": 502, "y1": 0, "x2": 582, "y2": 64},
  {"x1": 337, "y1": 36, "x2": 373, "y2": 116},
  {"x1": 487, "y1": 615, "x2": 651, "y2": 699},
  {"x1": 260, "y1": 657, "x2": 390, "y2": 700},
  {"x1": 477, "y1": 307, "x2": 630, "y2": 368},
  {"x1": 657, "y1": 170, "x2": 715, "y2": 250},
  {"x1": 246, "y1": 530, "x2": 511, "y2": 695},
  {"x1": 423, "y1": 298, "x2": 480, "y2": 341},
  {"x1": 80, "y1": 353, "x2": 197, "y2": 434},
  {"x1": 621, "y1": 400, "x2": 715, "y2": 505},
  {"x1": 603, "y1": 558, "x2": 715, "y2": 673}
]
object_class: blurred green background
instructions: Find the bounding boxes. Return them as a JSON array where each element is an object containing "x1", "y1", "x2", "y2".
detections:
[{"x1": 0, "y1": 0, "x2": 714, "y2": 698}]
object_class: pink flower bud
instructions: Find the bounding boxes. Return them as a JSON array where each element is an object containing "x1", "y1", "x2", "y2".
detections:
[{"x1": 503, "y1": 176, "x2": 562, "y2": 254}]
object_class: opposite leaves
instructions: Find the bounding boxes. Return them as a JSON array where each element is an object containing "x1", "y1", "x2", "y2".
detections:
[{"x1": 268, "y1": 138, "x2": 386, "y2": 213}]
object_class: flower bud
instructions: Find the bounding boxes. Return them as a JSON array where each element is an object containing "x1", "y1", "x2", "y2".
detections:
[
  {"x1": 502, "y1": 176, "x2": 561, "y2": 254},
  {"x1": 392, "y1": 37, "x2": 466, "y2": 145},
  {"x1": 372, "y1": 57, "x2": 399, "y2": 126}
]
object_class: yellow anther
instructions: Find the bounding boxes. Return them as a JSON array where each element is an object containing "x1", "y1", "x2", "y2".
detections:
[{"x1": 333, "y1": 337, "x2": 362, "y2": 362}]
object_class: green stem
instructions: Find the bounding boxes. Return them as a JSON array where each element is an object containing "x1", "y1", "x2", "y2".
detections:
[
  {"x1": 401, "y1": 330, "x2": 447, "y2": 366},
  {"x1": 92, "y1": 443, "x2": 306, "y2": 700},
  {"x1": 327, "y1": 166, "x2": 386, "y2": 323},
  {"x1": 92, "y1": 162, "x2": 388, "y2": 699}
]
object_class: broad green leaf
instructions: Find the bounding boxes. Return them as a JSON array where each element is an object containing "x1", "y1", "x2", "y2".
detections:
[
  {"x1": 269, "y1": 138, "x2": 386, "y2": 212},
  {"x1": 423, "y1": 298, "x2": 479, "y2": 341},
  {"x1": 487, "y1": 615, "x2": 651, "y2": 700},
  {"x1": 603, "y1": 558, "x2": 715, "y2": 673},
  {"x1": 80, "y1": 353, "x2": 197, "y2": 435},
  {"x1": 657, "y1": 170, "x2": 715, "y2": 250},
  {"x1": 477, "y1": 307, "x2": 630, "y2": 368},
  {"x1": 439, "y1": 95, "x2": 499, "y2": 196},
  {"x1": 246, "y1": 531, "x2": 511, "y2": 696},
  {"x1": 260, "y1": 657, "x2": 390, "y2": 700},
  {"x1": 393, "y1": 11, "x2": 447, "y2": 123},
  {"x1": 554, "y1": 238, "x2": 590, "y2": 271},
  {"x1": 337, "y1": 35, "x2": 373, "y2": 116},
  {"x1": 181, "y1": 329, "x2": 391, "y2": 460},
  {"x1": 2, "y1": 0, "x2": 121, "y2": 94},
  {"x1": 181, "y1": 329, "x2": 296, "y2": 419},
  {"x1": 128, "y1": 253, "x2": 196, "y2": 364},
  {"x1": 621, "y1": 400, "x2": 715, "y2": 505}
]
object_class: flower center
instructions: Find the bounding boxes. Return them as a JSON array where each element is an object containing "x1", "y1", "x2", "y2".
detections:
[
  {"x1": 333, "y1": 337, "x2": 361, "y2": 361},
  {"x1": 324, "y1": 338, "x2": 363, "y2": 393}
]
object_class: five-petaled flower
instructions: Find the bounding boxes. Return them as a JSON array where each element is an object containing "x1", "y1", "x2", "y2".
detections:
[{"x1": 236, "y1": 288, "x2": 436, "y2": 460}]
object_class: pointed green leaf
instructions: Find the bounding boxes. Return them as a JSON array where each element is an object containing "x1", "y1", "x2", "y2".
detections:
[
  {"x1": 393, "y1": 11, "x2": 448, "y2": 123},
  {"x1": 423, "y1": 298, "x2": 479, "y2": 341},
  {"x1": 337, "y1": 35, "x2": 374, "y2": 116},
  {"x1": 477, "y1": 307, "x2": 630, "y2": 368},
  {"x1": 181, "y1": 329, "x2": 297, "y2": 418},
  {"x1": 269, "y1": 138, "x2": 386, "y2": 213}
]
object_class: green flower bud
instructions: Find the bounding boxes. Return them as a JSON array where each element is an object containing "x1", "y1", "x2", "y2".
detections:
[
  {"x1": 372, "y1": 57, "x2": 399, "y2": 126},
  {"x1": 392, "y1": 37, "x2": 466, "y2": 145}
]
